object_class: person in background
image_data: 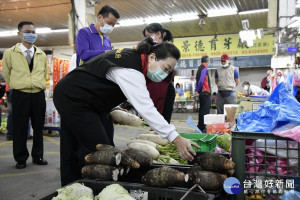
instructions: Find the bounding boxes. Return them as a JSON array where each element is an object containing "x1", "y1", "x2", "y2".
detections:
[
  {"x1": 5, "y1": 86, "x2": 32, "y2": 141},
  {"x1": 175, "y1": 83, "x2": 184, "y2": 96},
  {"x1": 0, "y1": 73, "x2": 6, "y2": 134},
  {"x1": 242, "y1": 81, "x2": 270, "y2": 97},
  {"x1": 214, "y1": 54, "x2": 239, "y2": 114},
  {"x1": 75, "y1": 5, "x2": 120, "y2": 143},
  {"x1": 195, "y1": 55, "x2": 211, "y2": 133},
  {"x1": 143, "y1": 23, "x2": 175, "y2": 123},
  {"x1": 2, "y1": 21, "x2": 48, "y2": 169},
  {"x1": 211, "y1": 92, "x2": 217, "y2": 103},
  {"x1": 76, "y1": 5, "x2": 120, "y2": 67},
  {"x1": 276, "y1": 70, "x2": 285, "y2": 84},
  {"x1": 261, "y1": 69, "x2": 273, "y2": 92},
  {"x1": 53, "y1": 38, "x2": 199, "y2": 186}
]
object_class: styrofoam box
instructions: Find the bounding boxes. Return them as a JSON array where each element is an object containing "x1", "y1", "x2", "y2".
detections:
[{"x1": 204, "y1": 114, "x2": 225, "y2": 124}]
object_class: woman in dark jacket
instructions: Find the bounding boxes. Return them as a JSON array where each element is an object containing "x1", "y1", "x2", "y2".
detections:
[{"x1": 53, "y1": 38, "x2": 199, "y2": 186}]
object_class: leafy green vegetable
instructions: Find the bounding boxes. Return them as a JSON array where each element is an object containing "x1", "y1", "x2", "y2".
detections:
[
  {"x1": 156, "y1": 144, "x2": 187, "y2": 165},
  {"x1": 52, "y1": 183, "x2": 93, "y2": 200},
  {"x1": 95, "y1": 184, "x2": 134, "y2": 200},
  {"x1": 216, "y1": 133, "x2": 231, "y2": 152},
  {"x1": 0, "y1": 118, "x2": 7, "y2": 131}
]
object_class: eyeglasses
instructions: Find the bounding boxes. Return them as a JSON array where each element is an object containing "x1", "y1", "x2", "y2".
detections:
[{"x1": 20, "y1": 31, "x2": 36, "y2": 34}]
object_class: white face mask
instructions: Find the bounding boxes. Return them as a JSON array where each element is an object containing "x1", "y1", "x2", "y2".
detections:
[
  {"x1": 100, "y1": 19, "x2": 113, "y2": 35},
  {"x1": 243, "y1": 86, "x2": 248, "y2": 91},
  {"x1": 150, "y1": 34, "x2": 158, "y2": 43},
  {"x1": 222, "y1": 64, "x2": 228, "y2": 68}
]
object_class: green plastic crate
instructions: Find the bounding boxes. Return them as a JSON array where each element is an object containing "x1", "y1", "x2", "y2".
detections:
[{"x1": 179, "y1": 133, "x2": 217, "y2": 152}]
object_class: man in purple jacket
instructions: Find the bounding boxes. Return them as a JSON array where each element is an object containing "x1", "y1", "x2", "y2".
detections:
[{"x1": 75, "y1": 5, "x2": 120, "y2": 67}]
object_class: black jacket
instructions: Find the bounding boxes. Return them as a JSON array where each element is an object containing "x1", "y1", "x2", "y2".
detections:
[{"x1": 54, "y1": 48, "x2": 143, "y2": 113}]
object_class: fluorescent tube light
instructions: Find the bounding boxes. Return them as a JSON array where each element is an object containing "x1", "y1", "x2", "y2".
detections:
[
  {"x1": 36, "y1": 28, "x2": 52, "y2": 33},
  {"x1": 0, "y1": 28, "x2": 69, "y2": 37},
  {"x1": 116, "y1": 18, "x2": 144, "y2": 27},
  {"x1": 239, "y1": 9, "x2": 268, "y2": 15},
  {"x1": 115, "y1": 12, "x2": 199, "y2": 27},
  {"x1": 144, "y1": 16, "x2": 170, "y2": 24},
  {"x1": 52, "y1": 29, "x2": 69, "y2": 33},
  {"x1": 0, "y1": 30, "x2": 18, "y2": 37},
  {"x1": 171, "y1": 13, "x2": 198, "y2": 22},
  {"x1": 207, "y1": 9, "x2": 237, "y2": 17}
]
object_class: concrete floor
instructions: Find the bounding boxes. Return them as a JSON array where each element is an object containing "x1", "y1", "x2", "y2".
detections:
[{"x1": 0, "y1": 112, "x2": 198, "y2": 200}]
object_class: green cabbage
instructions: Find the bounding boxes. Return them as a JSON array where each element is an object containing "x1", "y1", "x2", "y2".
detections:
[
  {"x1": 95, "y1": 184, "x2": 134, "y2": 200},
  {"x1": 216, "y1": 133, "x2": 231, "y2": 152},
  {"x1": 52, "y1": 183, "x2": 93, "y2": 200}
]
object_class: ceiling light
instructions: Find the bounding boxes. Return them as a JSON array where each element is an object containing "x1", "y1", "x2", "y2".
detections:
[
  {"x1": 241, "y1": 19, "x2": 250, "y2": 30},
  {"x1": 36, "y1": 28, "x2": 52, "y2": 34},
  {"x1": 171, "y1": 13, "x2": 198, "y2": 22},
  {"x1": 198, "y1": 16, "x2": 205, "y2": 27},
  {"x1": 207, "y1": 9, "x2": 237, "y2": 17},
  {"x1": 115, "y1": 13, "x2": 199, "y2": 27},
  {"x1": 52, "y1": 29, "x2": 69, "y2": 33},
  {"x1": 0, "y1": 28, "x2": 69, "y2": 37},
  {"x1": 144, "y1": 16, "x2": 170, "y2": 24},
  {"x1": 116, "y1": 18, "x2": 144, "y2": 27},
  {"x1": 0, "y1": 30, "x2": 17, "y2": 37},
  {"x1": 239, "y1": 9, "x2": 268, "y2": 15}
]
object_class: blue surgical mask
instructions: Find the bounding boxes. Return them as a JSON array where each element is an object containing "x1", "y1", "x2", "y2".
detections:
[
  {"x1": 147, "y1": 60, "x2": 168, "y2": 82},
  {"x1": 23, "y1": 33, "x2": 37, "y2": 43}
]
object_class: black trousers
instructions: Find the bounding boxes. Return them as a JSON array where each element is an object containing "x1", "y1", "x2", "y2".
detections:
[
  {"x1": 54, "y1": 90, "x2": 114, "y2": 186},
  {"x1": 162, "y1": 84, "x2": 175, "y2": 123},
  {"x1": 197, "y1": 94, "x2": 211, "y2": 131},
  {"x1": 12, "y1": 90, "x2": 46, "y2": 163}
]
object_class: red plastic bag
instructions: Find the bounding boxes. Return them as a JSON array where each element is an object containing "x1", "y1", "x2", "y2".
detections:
[{"x1": 207, "y1": 122, "x2": 231, "y2": 134}]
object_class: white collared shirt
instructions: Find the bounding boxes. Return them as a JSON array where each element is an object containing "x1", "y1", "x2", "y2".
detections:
[
  {"x1": 18, "y1": 43, "x2": 34, "y2": 58},
  {"x1": 106, "y1": 67, "x2": 179, "y2": 142}
]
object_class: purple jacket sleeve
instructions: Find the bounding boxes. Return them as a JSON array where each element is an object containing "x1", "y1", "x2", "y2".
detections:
[
  {"x1": 196, "y1": 67, "x2": 207, "y2": 93},
  {"x1": 76, "y1": 29, "x2": 106, "y2": 63}
]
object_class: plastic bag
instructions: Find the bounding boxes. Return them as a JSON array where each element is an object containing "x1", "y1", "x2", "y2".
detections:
[
  {"x1": 206, "y1": 122, "x2": 231, "y2": 134},
  {"x1": 237, "y1": 83, "x2": 300, "y2": 132},
  {"x1": 282, "y1": 190, "x2": 300, "y2": 200},
  {"x1": 274, "y1": 124, "x2": 300, "y2": 142}
]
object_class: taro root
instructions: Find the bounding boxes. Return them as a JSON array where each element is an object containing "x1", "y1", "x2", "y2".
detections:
[
  {"x1": 141, "y1": 167, "x2": 189, "y2": 187},
  {"x1": 82, "y1": 164, "x2": 119, "y2": 181}
]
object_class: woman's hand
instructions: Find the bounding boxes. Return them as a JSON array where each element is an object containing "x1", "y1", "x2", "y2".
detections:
[{"x1": 172, "y1": 135, "x2": 200, "y2": 161}]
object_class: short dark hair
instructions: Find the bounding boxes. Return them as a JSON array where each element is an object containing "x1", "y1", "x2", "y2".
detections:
[
  {"x1": 98, "y1": 5, "x2": 120, "y2": 19},
  {"x1": 201, "y1": 55, "x2": 209, "y2": 63},
  {"x1": 136, "y1": 37, "x2": 180, "y2": 61},
  {"x1": 143, "y1": 23, "x2": 173, "y2": 42},
  {"x1": 18, "y1": 21, "x2": 34, "y2": 31},
  {"x1": 242, "y1": 81, "x2": 250, "y2": 86}
]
